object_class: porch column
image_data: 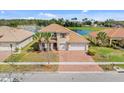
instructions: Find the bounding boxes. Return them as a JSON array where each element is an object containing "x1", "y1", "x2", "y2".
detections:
[
  {"x1": 39, "y1": 43, "x2": 42, "y2": 51},
  {"x1": 51, "y1": 43, "x2": 54, "y2": 51},
  {"x1": 110, "y1": 39, "x2": 112, "y2": 46}
]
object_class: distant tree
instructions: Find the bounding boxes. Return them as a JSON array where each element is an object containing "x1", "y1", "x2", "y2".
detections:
[
  {"x1": 57, "y1": 18, "x2": 65, "y2": 25},
  {"x1": 82, "y1": 18, "x2": 88, "y2": 22},
  {"x1": 71, "y1": 17, "x2": 77, "y2": 20},
  {"x1": 82, "y1": 18, "x2": 92, "y2": 25},
  {"x1": 8, "y1": 22, "x2": 18, "y2": 27},
  {"x1": 104, "y1": 19, "x2": 115, "y2": 27}
]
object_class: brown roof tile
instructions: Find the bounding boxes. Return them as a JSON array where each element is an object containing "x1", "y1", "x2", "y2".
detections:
[
  {"x1": 90, "y1": 28, "x2": 124, "y2": 38},
  {"x1": 0, "y1": 26, "x2": 33, "y2": 42},
  {"x1": 68, "y1": 31, "x2": 89, "y2": 43},
  {"x1": 41, "y1": 24, "x2": 89, "y2": 43},
  {"x1": 41, "y1": 24, "x2": 71, "y2": 33}
]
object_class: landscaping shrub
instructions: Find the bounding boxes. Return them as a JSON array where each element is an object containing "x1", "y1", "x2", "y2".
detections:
[
  {"x1": 27, "y1": 47, "x2": 33, "y2": 52},
  {"x1": 87, "y1": 49, "x2": 96, "y2": 56},
  {"x1": 99, "y1": 65, "x2": 114, "y2": 71},
  {"x1": 15, "y1": 47, "x2": 19, "y2": 52},
  {"x1": 31, "y1": 42, "x2": 39, "y2": 51}
]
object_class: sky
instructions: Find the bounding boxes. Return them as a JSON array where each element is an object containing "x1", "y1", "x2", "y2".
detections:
[{"x1": 0, "y1": 10, "x2": 124, "y2": 21}]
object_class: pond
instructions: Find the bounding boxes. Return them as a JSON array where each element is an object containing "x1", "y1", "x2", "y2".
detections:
[{"x1": 74, "y1": 30, "x2": 92, "y2": 35}]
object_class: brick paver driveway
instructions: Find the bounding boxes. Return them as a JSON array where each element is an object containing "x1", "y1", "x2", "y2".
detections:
[
  {"x1": 59, "y1": 51, "x2": 94, "y2": 62},
  {"x1": 0, "y1": 51, "x2": 11, "y2": 61},
  {"x1": 58, "y1": 51, "x2": 103, "y2": 72}
]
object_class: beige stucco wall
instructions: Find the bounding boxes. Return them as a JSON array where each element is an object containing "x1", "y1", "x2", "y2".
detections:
[
  {"x1": 57, "y1": 33, "x2": 69, "y2": 50},
  {"x1": 0, "y1": 36, "x2": 33, "y2": 51},
  {"x1": 17, "y1": 36, "x2": 33, "y2": 49},
  {"x1": 55, "y1": 33, "x2": 89, "y2": 51},
  {"x1": 0, "y1": 42, "x2": 17, "y2": 51}
]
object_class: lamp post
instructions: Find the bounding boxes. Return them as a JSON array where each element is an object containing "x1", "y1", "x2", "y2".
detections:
[{"x1": 10, "y1": 44, "x2": 12, "y2": 57}]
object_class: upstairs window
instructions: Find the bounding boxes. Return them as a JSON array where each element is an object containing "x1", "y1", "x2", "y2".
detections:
[
  {"x1": 60, "y1": 33, "x2": 66, "y2": 38},
  {"x1": 52, "y1": 33, "x2": 57, "y2": 38}
]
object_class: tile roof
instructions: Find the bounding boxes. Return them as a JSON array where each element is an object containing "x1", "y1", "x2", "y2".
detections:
[
  {"x1": 41, "y1": 24, "x2": 71, "y2": 33},
  {"x1": 0, "y1": 26, "x2": 33, "y2": 42},
  {"x1": 41, "y1": 24, "x2": 89, "y2": 43},
  {"x1": 90, "y1": 28, "x2": 124, "y2": 38},
  {"x1": 68, "y1": 31, "x2": 89, "y2": 43}
]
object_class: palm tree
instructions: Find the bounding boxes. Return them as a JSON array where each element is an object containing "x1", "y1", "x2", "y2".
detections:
[
  {"x1": 43, "y1": 32, "x2": 52, "y2": 64},
  {"x1": 33, "y1": 32, "x2": 44, "y2": 51},
  {"x1": 44, "y1": 32, "x2": 52, "y2": 51},
  {"x1": 96, "y1": 32, "x2": 109, "y2": 46}
]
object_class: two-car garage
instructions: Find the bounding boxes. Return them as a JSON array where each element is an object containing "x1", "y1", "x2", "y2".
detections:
[
  {"x1": 59, "y1": 43, "x2": 88, "y2": 51},
  {"x1": 68, "y1": 43, "x2": 88, "y2": 51}
]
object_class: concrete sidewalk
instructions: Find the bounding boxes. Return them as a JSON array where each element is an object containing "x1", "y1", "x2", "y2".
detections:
[
  {"x1": 1, "y1": 62, "x2": 124, "y2": 65},
  {"x1": 0, "y1": 62, "x2": 124, "y2": 65}
]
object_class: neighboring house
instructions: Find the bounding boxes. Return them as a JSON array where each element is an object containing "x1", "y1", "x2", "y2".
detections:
[
  {"x1": 0, "y1": 26, "x2": 33, "y2": 51},
  {"x1": 89, "y1": 28, "x2": 124, "y2": 45},
  {"x1": 39, "y1": 24, "x2": 89, "y2": 51}
]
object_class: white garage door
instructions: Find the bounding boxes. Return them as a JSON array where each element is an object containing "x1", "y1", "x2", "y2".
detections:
[{"x1": 69, "y1": 43, "x2": 86, "y2": 50}]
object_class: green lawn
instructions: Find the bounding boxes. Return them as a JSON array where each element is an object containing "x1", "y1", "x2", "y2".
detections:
[
  {"x1": 116, "y1": 64, "x2": 124, "y2": 68},
  {"x1": 5, "y1": 40, "x2": 59, "y2": 62},
  {"x1": 68, "y1": 26, "x2": 107, "y2": 31},
  {"x1": 90, "y1": 46, "x2": 124, "y2": 62},
  {"x1": 3, "y1": 40, "x2": 59, "y2": 72},
  {"x1": 0, "y1": 64, "x2": 58, "y2": 72},
  {"x1": 5, "y1": 52, "x2": 59, "y2": 62}
]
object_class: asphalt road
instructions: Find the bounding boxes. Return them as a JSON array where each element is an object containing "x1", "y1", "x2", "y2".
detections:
[{"x1": 1, "y1": 72, "x2": 124, "y2": 82}]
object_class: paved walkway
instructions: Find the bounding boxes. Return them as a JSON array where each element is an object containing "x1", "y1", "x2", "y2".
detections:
[
  {"x1": 0, "y1": 51, "x2": 11, "y2": 61},
  {"x1": 0, "y1": 62, "x2": 124, "y2": 65},
  {"x1": 58, "y1": 65, "x2": 103, "y2": 72}
]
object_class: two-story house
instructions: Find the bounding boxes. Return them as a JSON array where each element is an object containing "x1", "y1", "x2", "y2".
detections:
[{"x1": 39, "y1": 24, "x2": 89, "y2": 51}]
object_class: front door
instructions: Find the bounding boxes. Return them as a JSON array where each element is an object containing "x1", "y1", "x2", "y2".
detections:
[{"x1": 53, "y1": 43, "x2": 57, "y2": 50}]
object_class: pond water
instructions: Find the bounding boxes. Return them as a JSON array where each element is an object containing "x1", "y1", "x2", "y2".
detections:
[{"x1": 74, "y1": 30, "x2": 92, "y2": 35}]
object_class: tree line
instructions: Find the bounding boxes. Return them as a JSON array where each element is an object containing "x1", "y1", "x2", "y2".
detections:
[
  {"x1": 0, "y1": 18, "x2": 124, "y2": 27},
  {"x1": 0, "y1": 18, "x2": 82, "y2": 27}
]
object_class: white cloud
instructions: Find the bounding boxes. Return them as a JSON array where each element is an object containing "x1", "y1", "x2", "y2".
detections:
[
  {"x1": 22, "y1": 17, "x2": 35, "y2": 19},
  {"x1": 39, "y1": 12, "x2": 58, "y2": 18},
  {"x1": 82, "y1": 10, "x2": 88, "y2": 13},
  {"x1": 0, "y1": 11, "x2": 5, "y2": 14}
]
